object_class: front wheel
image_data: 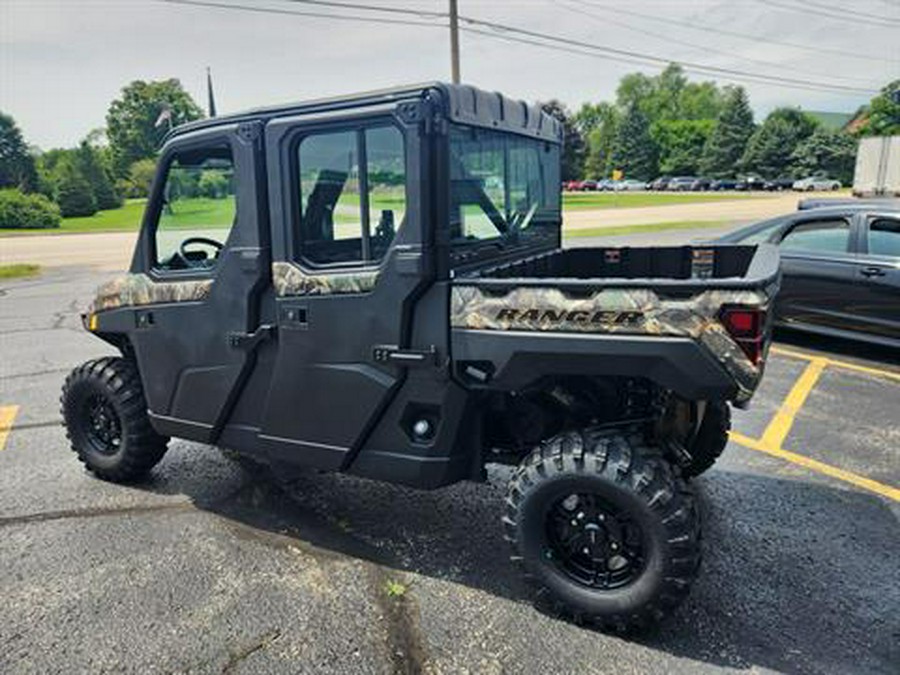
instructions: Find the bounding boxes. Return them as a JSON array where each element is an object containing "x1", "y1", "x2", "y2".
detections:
[
  {"x1": 503, "y1": 430, "x2": 700, "y2": 631},
  {"x1": 61, "y1": 357, "x2": 169, "y2": 482}
]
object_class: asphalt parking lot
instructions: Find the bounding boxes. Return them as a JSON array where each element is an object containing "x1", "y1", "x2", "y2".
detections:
[{"x1": 1, "y1": 266, "x2": 898, "y2": 675}]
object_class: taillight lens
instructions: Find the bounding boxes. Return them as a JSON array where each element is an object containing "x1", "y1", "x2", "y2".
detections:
[{"x1": 720, "y1": 307, "x2": 766, "y2": 365}]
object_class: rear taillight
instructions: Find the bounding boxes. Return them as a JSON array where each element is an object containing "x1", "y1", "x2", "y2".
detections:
[{"x1": 720, "y1": 307, "x2": 766, "y2": 365}]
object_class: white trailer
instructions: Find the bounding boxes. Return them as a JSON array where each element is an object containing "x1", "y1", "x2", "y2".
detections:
[{"x1": 853, "y1": 135, "x2": 900, "y2": 197}]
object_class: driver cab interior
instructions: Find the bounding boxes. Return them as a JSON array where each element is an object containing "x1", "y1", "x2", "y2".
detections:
[{"x1": 152, "y1": 145, "x2": 235, "y2": 272}]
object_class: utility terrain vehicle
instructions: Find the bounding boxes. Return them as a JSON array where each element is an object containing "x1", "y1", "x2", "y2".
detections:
[{"x1": 63, "y1": 83, "x2": 779, "y2": 630}]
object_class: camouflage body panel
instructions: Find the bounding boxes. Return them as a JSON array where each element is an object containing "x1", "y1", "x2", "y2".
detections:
[
  {"x1": 451, "y1": 284, "x2": 772, "y2": 400},
  {"x1": 90, "y1": 274, "x2": 213, "y2": 312},
  {"x1": 272, "y1": 261, "x2": 379, "y2": 297}
]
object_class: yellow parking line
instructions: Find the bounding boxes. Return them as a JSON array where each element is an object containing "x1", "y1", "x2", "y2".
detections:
[
  {"x1": 0, "y1": 405, "x2": 19, "y2": 452},
  {"x1": 771, "y1": 346, "x2": 900, "y2": 383},
  {"x1": 760, "y1": 358, "x2": 827, "y2": 449},
  {"x1": 730, "y1": 431, "x2": 900, "y2": 503}
]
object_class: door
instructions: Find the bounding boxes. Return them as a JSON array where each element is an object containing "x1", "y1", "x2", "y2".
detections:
[
  {"x1": 774, "y1": 215, "x2": 863, "y2": 333},
  {"x1": 854, "y1": 213, "x2": 900, "y2": 342},
  {"x1": 259, "y1": 110, "x2": 432, "y2": 469},
  {"x1": 129, "y1": 123, "x2": 270, "y2": 442}
]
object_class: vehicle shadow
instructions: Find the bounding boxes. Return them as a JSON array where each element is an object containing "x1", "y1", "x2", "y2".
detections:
[
  {"x1": 143, "y1": 448, "x2": 900, "y2": 675},
  {"x1": 775, "y1": 327, "x2": 900, "y2": 367}
]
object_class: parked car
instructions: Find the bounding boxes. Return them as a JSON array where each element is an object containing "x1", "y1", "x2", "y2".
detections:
[
  {"x1": 793, "y1": 176, "x2": 842, "y2": 191},
  {"x1": 764, "y1": 177, "x2": 795, "y2": 191},
  {"x1": 710, "y1": 178, "x2": 738, "y2": 191},
  {"x1": 648, "y1": 176, "x2": 672, "y2": 191},
  {"x1": 562, "y1": 180, "x2": 579, "y2": 191},
  {"x1": 668, "y1": 176, "x2": 697, "y2": 191},
  {"x1": 736, "y1": 176, "x2": 766, "y2": 191},
  {"x1": 596, "y1": 178, "x2": 618, "y2": 191},
  {"x1": 575, "y1": 179, "x2": 598, "y2": 191},
  {"x1": 614, "y1": 178, "x2": 647, "y2": 191},
  {"x1": 690, "y1": 177, "x2": 712, "y2": 191},
  {"x1": 716, "y1": 205, "x2": 900, "y2": 347}
]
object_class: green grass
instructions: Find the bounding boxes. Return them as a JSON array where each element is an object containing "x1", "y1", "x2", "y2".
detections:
[
  {"x1": 562, "y1": 191, "x2": 762, "y2": 210},
  {"x1": 564, "y1": 219, "x2": 730, "y2": 238},
  {"x1": 0, "y1": 263, "x2": 41, "y2": 279},
  {"x1": 384, "y1": 579, "x2": 408, "y2": 598}
]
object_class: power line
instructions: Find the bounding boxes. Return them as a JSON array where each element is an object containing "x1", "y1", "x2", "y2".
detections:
[
  {"x1": 454, "y1": 14, "x2": 877, "y2": 94},
  {"x1": 281, "y1": 0, "x2": 446, "y2": 19},
  {"x1": 798, "y1": 0, "x2": 900, "y2": 21},
  {"x1": 575, "y1": 0, "x2": 892, "y2": 64},
  {"x1": 757, "y1": 0, "x2": 900, "y2": 28},
  {"x1": 159, "y1": 0, "x2": 447, "y2": 29},
  {"x1": 559, "y1": 0, "x2": 885, "y2": 89},
  {"x1": 158, "y1": 0, "x2": 880, "y2": 94}
]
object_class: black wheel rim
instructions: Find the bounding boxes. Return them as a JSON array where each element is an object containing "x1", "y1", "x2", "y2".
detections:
[
  {"x1": 544, "y1": 492, "x2": 646, "y2": 590},
  {"x1": 83, "y1": 393, "x2": 122, "y2": 456}
]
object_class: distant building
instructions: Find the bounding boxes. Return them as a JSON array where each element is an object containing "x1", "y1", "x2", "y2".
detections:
[{"x1": 803, "y1": 110, "x2": 855, "y2": 131}]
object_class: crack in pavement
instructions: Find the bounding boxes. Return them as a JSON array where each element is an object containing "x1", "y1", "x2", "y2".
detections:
[
  {"x1": 221, "y1": 629, "x2": 282, "y2": 674},
  {"x1": 0, "y1": 367, "x2": 70, "y2": 380},
  {"x1": 368, "y1": 566, "x2": 428, "y2": 675},
  {"x1": 0, "y1": 501, "x2": 195, "y2": 528},
  {"x1": 3, "y1": 419, "x2": 61, "y2": 431}
]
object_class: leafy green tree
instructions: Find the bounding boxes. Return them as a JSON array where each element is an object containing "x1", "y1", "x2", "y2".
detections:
[
  {"x1": 741, "y1": 108, "x2": 818, "y2": 178},
  {"x1": 584, "y1": 106, "x2": 620, "y2": 179},
  {"x1": 617, "y1": 64, "x2": 723, "y2": 124},
  {"x1": 197, "y1": 170, "x2": 229, "y2": 198},
  {"x1": 120, "y1": 158, "x2": 158, "y2": 198},
  {"x1": 790, "y1": 129, "x2": 857, "y2": 184},
  {"x1": 700, "y1": 86, "x2": 755, "y2": 178},
  {"x1": 55, "y1": 159, "x2": 97, "y2": 217},
  {"x1": 540, "y1": 100, "x2": 586, "y2": 180},
  {"x1": 0, "y1": 112, "x2": 38, "y2": 192},
  {"x1": 76, "y1": 141, "x2": 121, "y2": 210},
  {"x1": 106, "y1": 79, "x2": 203, "y2": 176},
  {"x1": 610, "y1": 103, "x2": 658, "y2": 181},
  {"x1": 652, "y1": 119, "x2": 714, "y2": 175},
  {"x1": 857, "y1": 80, "x2": 900, "y2": 136}
]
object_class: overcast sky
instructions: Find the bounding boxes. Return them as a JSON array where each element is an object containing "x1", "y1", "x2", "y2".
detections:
[{"x1": 2, "y1": 0, "x2": 898, "y2": 150}]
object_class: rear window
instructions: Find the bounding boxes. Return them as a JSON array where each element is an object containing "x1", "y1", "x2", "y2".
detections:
[
  {"x1": 779, "y1": 219, "x2": 850, "y2": 254},
  {"x1": 868, "y1": 218, "x2": 900, "y2": 257}
]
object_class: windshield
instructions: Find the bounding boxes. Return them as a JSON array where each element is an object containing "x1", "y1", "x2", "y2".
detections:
[{"x1": 449, "y1": 125, "x2": 560, "y2": 255}]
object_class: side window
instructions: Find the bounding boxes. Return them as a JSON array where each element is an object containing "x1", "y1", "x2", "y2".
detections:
[
  {"x1": 779, "y1": 219, "x2": 850, "y2": 254},
  {"x1": 154, "y1": 147, "x2": 235, "y2": 271},
  {"x1": 868, "y1": 218, "x2": 900, "y2": 257},
  {"x1": 297, "y1": 125, "x2": 405, "y2": 267}
]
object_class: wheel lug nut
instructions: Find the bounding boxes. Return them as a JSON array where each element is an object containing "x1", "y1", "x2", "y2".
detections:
[
  {"x1": 571, "y1": 519, "x2": 578, "y2": 526},
  {"x1": 582, "y1": 547, "x2": 590, "y2": 555}
]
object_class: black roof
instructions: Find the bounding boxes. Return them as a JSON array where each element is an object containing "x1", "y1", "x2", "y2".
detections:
[{"x1": 168, "y1": 82, "x2": 562, "y2": 143}]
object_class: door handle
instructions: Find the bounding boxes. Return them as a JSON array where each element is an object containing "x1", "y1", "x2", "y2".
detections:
[{"x1": 859, "y1": 266, "x2": 886, "y2": 278}]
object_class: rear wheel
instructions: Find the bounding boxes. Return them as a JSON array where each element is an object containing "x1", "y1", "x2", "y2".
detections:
[
  {"x1": 61, "y1": 357, "x2": 169, "y2": 482},
  {"x1": 503, "y1": 429, "x2": 700, "y2": 631}
]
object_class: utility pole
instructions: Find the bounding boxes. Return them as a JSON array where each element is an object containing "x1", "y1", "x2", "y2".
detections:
[{"x1": 449, "y1": 0, "x2": 460, "y2": 84}]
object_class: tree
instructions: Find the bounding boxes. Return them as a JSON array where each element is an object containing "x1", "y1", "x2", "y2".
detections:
[
  {"x1": 791, "y1": 129, "x2": 857, "y2": 184},
  {"x1": 740, "y1": 108, "x2": 818, "y2": 178},
  {"x1": 700, "y1": 86, "x2": 755, "y2": 178},
  {"x1": 0, "y1": 112, "x2": 38, "y2": 192},
  {"x1": 617, "y1": 64, "x2": 723, "y2": 124},
  {"x1": 121, "y1": 158, "x2": 158, "y2": 198},
  {"x1": 583, "y1": 103, "x2": 620, "y2": 178},
  {"x1": 857, "y1": 80, "x2": 900, "y2": 137},
  {"x1": 610, "y1": 103, "x2": 658, "y2": 181},
  {"x1": 106, "y1": 79, "x2": 203, "y2": 176},
  {"x1": 652, "y1": 119, "x2": 714, "y2": 175},
  {"x1": 76, "y1": 141, "x2": 121, "y2": 210},
  {"x1": 55, "y1": 159, "x2": 97, "y2": 217},
  {"x1": 540, "y1": 100, "x2": 586, "y2": 181}
]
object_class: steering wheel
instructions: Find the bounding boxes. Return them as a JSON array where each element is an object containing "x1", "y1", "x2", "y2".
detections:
[{"x1": 176, "y1": 236, "x2": 224, "y2": 268}]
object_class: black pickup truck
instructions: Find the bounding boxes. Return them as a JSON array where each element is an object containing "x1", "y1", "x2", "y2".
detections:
[{"x1": 62, "y1": 83, "x2": 779, "y2": 630}]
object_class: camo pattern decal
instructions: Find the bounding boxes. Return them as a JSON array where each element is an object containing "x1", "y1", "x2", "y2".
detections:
[
  {"x1": 272, "y1": 261, "x2": 379, "y2": 297},
  {"x1": 90, "y1": 274, "x2": 212, "y2": 312},
  {"x1": 451, "y1": 285, "x2": 772, "y2": 399}
]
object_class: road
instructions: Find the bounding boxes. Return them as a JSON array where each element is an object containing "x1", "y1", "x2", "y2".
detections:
[{"x1": 1, "y1": 254, "x2": 898, "y2": 673}]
